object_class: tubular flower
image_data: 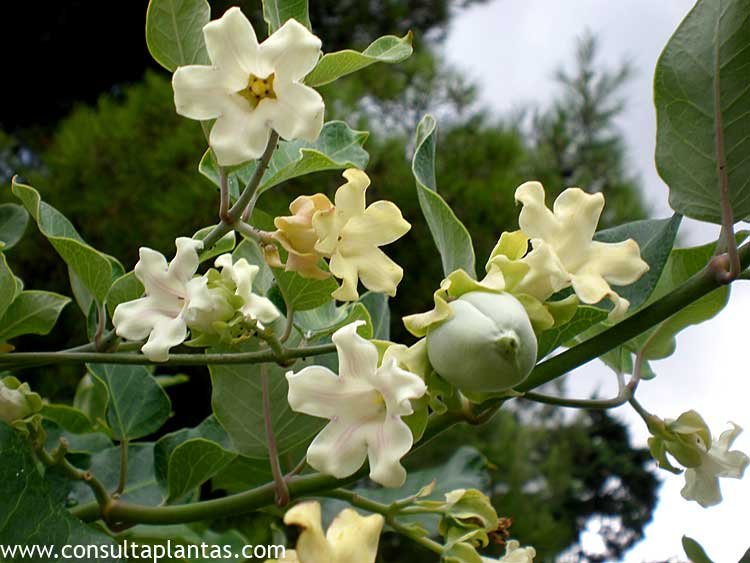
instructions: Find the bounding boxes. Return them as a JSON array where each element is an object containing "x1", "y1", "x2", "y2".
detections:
[
  {"x1": 512, "y1": 181, "x2": 649, "y2": 319},
  {"x1": 172, "y1": 7, "x2": 324, "y2": 166},
  {"x1": 267, "y1": 501, "x2": 384, "y2": 563},
  {"x1": 267, "y1": 193, "x2": 334, "y2": 279},
  {"x1": 113, "y1": 238, "x2": 203, "y2": 362},
  {"x1": 213, "y1": 254, "x2": 280, "y2": 327},
  {"x1": 680, "y1": 422, "x2": 749, "y2": 507},
  {"x1": 313, "y1": 169, "x2": 411, "y2": 301},
  {"x1": 482, "y1": 541, "x2": 536, "y2": 562},
  {"x1": 286, "y1": 321, "x2": 426, "y2": 487}
]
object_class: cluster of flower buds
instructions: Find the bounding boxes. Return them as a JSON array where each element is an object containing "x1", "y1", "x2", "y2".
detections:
[{"x1": 0, "y1": 376, "x2": 42, "y2": 425}]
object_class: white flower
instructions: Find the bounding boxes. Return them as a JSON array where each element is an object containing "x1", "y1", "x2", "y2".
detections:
[
  {"x1": 513, "y1": 181, "x2": 649, "y2": 319},
  {"x1": 214, "y1": 254, "x2": 279, "y2": 327},
  {"x1": 0, "y1": 377, "x2": 42, "y2": 424},
  {"x1": 482, "y1": 541, "x2": 536, "y2": 562},
  {"x1": 172, "y1": 7, "x2": 324, "y2": 166},
  {"x1": 286, "y1": 321, "x2": 426, "y2": 487},
  {"x1": 681, "y1": 422, "x2": 749, "y2": 507},
  {"x1": 113, "y1": 238, "x2": 203, "y2": 361}
]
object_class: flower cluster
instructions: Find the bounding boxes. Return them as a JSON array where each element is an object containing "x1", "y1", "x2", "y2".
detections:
[
  {"x1": 113, "y1": 238, "x2": 278, "y2": 361},
  {"x1": 647, "y1": 410, "x2": 749, "y2": 507},
  {"x1": 269, "y1": 168, "x2": 411, "y2": 301}
]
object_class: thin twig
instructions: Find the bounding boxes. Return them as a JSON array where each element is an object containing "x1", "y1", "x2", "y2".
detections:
[
  {"x1": 218, "y1": 169, "x2": 231, "y2": 223},
  {"x1": 114, "y1": 439, "x2": 129, "y2": 496},
  {"x1": 94, "y1": 303, "x2": 108, "y2": 352},
  {"x1": 261, "y1": 365, "x2": 290, "y2": 506},
  {"x1": 281, "y1": 305, "x2": 295, "y2": 344}
]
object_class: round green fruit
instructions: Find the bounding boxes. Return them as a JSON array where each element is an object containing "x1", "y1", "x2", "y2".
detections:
[{"x1": 426, "y1": 291, "x2": 537, "y2": 393}]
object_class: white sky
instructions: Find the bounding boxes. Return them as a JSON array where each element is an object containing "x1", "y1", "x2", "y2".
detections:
[{"x1": 445, "y1": 1, "x2": 749, "y2": 561}]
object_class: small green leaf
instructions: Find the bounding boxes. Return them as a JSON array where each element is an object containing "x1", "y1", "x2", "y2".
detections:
[
  {"x1": 412, "y1": 115, "x2": 476, "y2": 278},
  {"x1": 211, "y1": 339, "x2": 324, "y2": 458},
  {"x1": 263, "y1": 0, "x2": 311, "y2": 32},
  {"x1": 0, "y1": 422, "x2": 124, "y2": 560},
  {"x1": 682, "y1": 535, "x2": 714, "y2": 563},
  {"x1": 43, "y1": 421, "x2": 112, "y2": 455},
  {"x1": 360, "y1": 292, "x2": 390, "y2": 340},
  {"x1": 0, "y1": 290, "x2": 70, "y2": 341},
  {"x1": 294, "y1": 301, "x2": 373, "y2": 340},
  {"x1": 0, "y1": 252, "x2": 17, "y2": 321},
  {"x1": 12, "y1": 177, "x2": 118, "y2": 303},
  {"x1": 199, "y1": 121, "x2": 369, "y2": 202},
  {"x1": 73, "y1": 373, "x2": 109, "y2": 430},
  {"x1": 145, "y1": 0, "x2": 210, "y2": 72},
  {"x1": 106, "y1": 271, "x2": 145, "y2": 317},
  {"x1": 305, "y1": 32, "x2": 413, "y2": 87},
  {"x1": 0, "y1": 203, "x2": 29, "y2": 250},
  {"x1": 40, "y1": 404, "x2": 95, "y2": 434},
  {"x1": 88, "y1": 364, "x2": 171, "y2": 441},
  {"x1": 654, "y1": 0, "x2": 750, "y2": 223},
  {"x1": 274, "y1": 269, "x2": 339, "y2": 311},
  {"x1": 537, "y1": 306, "x2": 609, "y2": 359},
  {"x1": 154, "y1": 416, "x2": 237, "y2": 502},
  {"x1": 194, "y1": 226, "x2": 236, "y2": 263}
]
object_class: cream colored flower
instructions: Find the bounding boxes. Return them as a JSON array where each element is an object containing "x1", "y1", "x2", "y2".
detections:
[
  {"x1": 313, "y1": 169, "x2": 411, "y2": 301},
  {"x1": 214, "y1": 254, "x2": 280, "y2": 327},
  {"x1": 268, "y1": 193, "x2": 334, "y2": 279},
  {"x1": 680, "y1": 422, "x2": 749, "y2": 507},
  {"x1": 266, "y1": 501, "x2": 383, "y2": 563},
  {"x1": 482, "y1": 540, "x2": 536, "y2": 562},
  {"x1": 286, "y1": 321, "x2": 426, "y2": 487},
  {"x1": 173, "y1": 7, "x2": 324, "y2": 166},
  {"x1": 0, "y1": 376, "x2": 42, "y2": 423},
  {"x1": 510, "y1": 181, "x2": 649, "y2": 319}
]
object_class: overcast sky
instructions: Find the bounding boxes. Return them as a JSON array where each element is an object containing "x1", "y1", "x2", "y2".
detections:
[{"x1": 445, "y1": 1, "x2": 749, "y2": 561}]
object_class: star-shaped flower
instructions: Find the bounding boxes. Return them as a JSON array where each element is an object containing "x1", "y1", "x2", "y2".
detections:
[
  {"x1": 286, "y1": 320, "x2": 426, "y2": 487},
  {"x1": 172, "y1": 7, "x2": 324, "y2": 165},
  {"x1": 312, "y1": 169, "x2": 411, "y2": 301}
]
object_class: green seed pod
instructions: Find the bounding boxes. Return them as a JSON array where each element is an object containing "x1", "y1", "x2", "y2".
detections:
[{"x1": 426, "y1": 291, "x2": 537, "y2": 393}]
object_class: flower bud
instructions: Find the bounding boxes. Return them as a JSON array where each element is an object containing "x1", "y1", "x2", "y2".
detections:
[
  {"x1": 0, "y1": 376, "x2": 42, "y2": 424},
  {"x1": 426, "y1": 291, "x2": 537, "y2": 393}
]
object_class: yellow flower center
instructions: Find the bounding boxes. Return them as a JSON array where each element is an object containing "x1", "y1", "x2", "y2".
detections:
[{"x1": 238, "y1": 73, "x2": 276, "y2": 109}]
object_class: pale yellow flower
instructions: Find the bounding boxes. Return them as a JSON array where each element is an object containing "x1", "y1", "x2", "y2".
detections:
[
  {"x1": 313, "y1": 169, "x2": 410, "y2": 301},
  {"x1": 268, "y1": 193, "x2": 334, "y2": 279},
  {"x1": 266, "y1": 501, "x2": 384, "y2": 563}
]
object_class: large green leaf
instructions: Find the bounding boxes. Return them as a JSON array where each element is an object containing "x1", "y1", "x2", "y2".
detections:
[
  {"x1": 0, "y1": 252, "x2": 17, "y2": 320},
  {"x1": 154, "y1": 416, "x2": 237, "y2": 502},
  {"x1": 0, "y1": 422, "x2": 123, "y2": 562},
  {"x1": 294, "y1": 301, "x2": 372, "y2": 340},
  {"x1": 87, "y1": 364, "x2": 171, "y2": 441},
  {"x1": 262, "y1": 0, "x2": 311, "y2": 32},
  {"x1": 305, "y1": 32, "x2": 413, "y2": 87},
  {"x1": 654, "y1": 0, "x2": 750, "y2": 223},
  {"x1": 41, "y1": 404, "x2": 96, "y2": 435},
  {"x1": 274, "y1": 268, "x2": 339, "y2": 311},
  {"x1": 0, "y1": 290, "x2": 70, "y2": 342},
  {"x1": 145, "y1": 0, "x2": 211, "y2": 72},
  {"x1": 199, "y1": 121, "x2": 369, "y2": 202},
  {"x1": 211, "y1": 339, "x2": 324, "y2": 459},
  {"x1": 360, "y1": 291, "x2": 390, "y2": 340},
  {"x1": 11, "y1": 178, "x2": 118, "y2": 302},
  {"x1": 69, "y1": 444, "x2": 164, "y2": 507},
  {"x1": 73, "y1": 374, "x2": 110, "y2": 431},
  {"x1": 105, "y1": 271, "x2": 145, "y2": 317},
  {"x1": 0, "y1": 203, "x2": 29, "y2": 250},
  {"x1": 412, "y1": 115, "x2": 476, "y2": 278},
  {"x1": 537, "y1": 306, "x2": 609, "y2": 360}
]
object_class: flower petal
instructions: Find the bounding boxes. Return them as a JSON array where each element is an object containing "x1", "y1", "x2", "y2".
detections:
[
  {"x1": 681, "y1": 466, "x2": 722, "y2": 507},
  {"x1": 168, "y1": 237, "x2": 203, "y2": 283},
  {"x1": 259, "y1": 18, "x2": 321, "y2": 81},
  {"x1": 372, "y1": 358, "x2": 426, "y2": 417},
  {"x1": 328, "y1": 251, "x2": 360, "y2": 301},
  {"x1": 269, "y1": 80, "x2": 325, "y2": 142},
  {"x1": 173, "y1": 65, "x2": 231, "y2": 120},
  {"x1": 331, "y1": 321, "x2": 379, "y2": 379},
  {"x1": 365, "y1": 415, "x2": 413, "y2": 487},
  {"x1": 581, "y1": 240, "x2": 649, "y2": 286},
  {"x1": 112, "y1": 296, "x2": 181, "y2": 341},
  {"x1": 341, "y1": 200, "x2": 411, "y2": 248},
  {"x1": 327, "y1": 509, "x2": 384, "y2": 563},
  {"x1": 203, "y1": 7, "x2": 259, "y2": 86},
  {"x1": 283, "y1": 502, "x2": 331, "y2": 561},
  {"x1": 140, "y1": 314, "x2": 188, "y2": 362},
  {"x1": 306, "y1": 417, "x2": 370, "y2": 479},
  {"x1": 286, "y1": 365, "x2": 376, "y2": 419},
  {"x1": 209, "y1": 97, "x2": 272, "y2": 165},
  {"x1": 331, "y1": 248, "x2": 404, "y2": 300}
]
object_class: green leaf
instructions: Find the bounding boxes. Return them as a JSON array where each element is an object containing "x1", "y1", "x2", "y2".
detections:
[
  {"x1": 0, "y1": 203, "x2": 29, "y2": 250},
  {"x1": 0, "y1": 422, "x2": 124, "y2": 562},
  {"x1": 263, "y1": 0, "x2": 311, "y2": 32},
  {"x1": 199, "y1": 121, "x2": 369, "y2": 202},
  {"x1": 105, "y1": 271, "x2": 145, "y2": 317},
  {"x1": 73, "y1": 373, "x2": 110, "y2": 431},
  {"x1": 194, "y1": 226, "x2": 236, "y2": 263},
  {"x1": 294, "y1": 301, "x2": 372, "y2": 340},
  {"x1": 211, "y1": 339, "x2": 324, "y2": 458},
  {"x1": 412, "y1": 115, "x2": 476, "y2": 278},
  {"x1": 43, "y1": 420, "x2": 112, "y2": 455},
  {"x1": 682, "y1": 535, "x2": 715, "y2": 563},
  {"x1": 211, "y1": 455, "x2": 274, "y2": 493},
  {"x1": 274, "y1": 268, "x2": 339, "y2": 311},
  {"x1": 0, "y1": 252, "x2": 17, "y2": 321},
  {"x1": 145, "y1": 0, "x2": 210, "y2": 72},
  {"x1": 40, "y1": 404, "x2": 95, "y2": 434},
  {"x1": 11, "y1": 177, "x2": 118, "y2": 303},
  {"x1": 305, "y1": 32, "x2": 413, "y2": 87},
  {"x1": 154, "y1": 416, "x2": 237, "y2": 502},
  {"x1": 654, "y1": 0, "x2": 750, "y2": 223},
  {"x1": 594, "y1": 214, "x2": 682, "y2": 310},
  {"x1": 0, "y1": 290, "x2": 70, "y2": 341},
  {"x1": 360, "y1": 292, "x2": 391, "y2": 340},
  {"x1": 69, "y1": 267, "x2": 95, "y2": 317},
  {"x1": 537, "y1": 306, "x2": 609, "y2": 359},
  {"x1": 87, "y1": 364, "x2": 171, "y2": 441},
  {"x1": 69, "y1": 443, "x2": 164, "y2": 507}
]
